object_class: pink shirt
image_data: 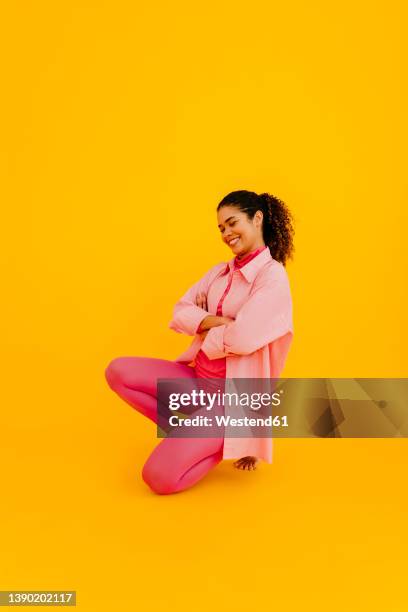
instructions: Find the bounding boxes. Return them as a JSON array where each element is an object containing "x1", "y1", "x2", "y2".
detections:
[
  {"x1": 168, "y1": 247, "x2": 294, "y2": 463},
  {"x1": 194, "y1": 246, "x2": 268, "y2": 379}
]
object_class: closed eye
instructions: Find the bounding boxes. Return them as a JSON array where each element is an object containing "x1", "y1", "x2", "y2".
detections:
[{"x1": 220, "y1": 221, "x2": 236, "y2": 233}]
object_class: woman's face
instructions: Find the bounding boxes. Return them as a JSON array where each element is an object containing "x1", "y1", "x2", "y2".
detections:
[{"x1": 217, "y1": 205, "x2": 264, "y2": 257}]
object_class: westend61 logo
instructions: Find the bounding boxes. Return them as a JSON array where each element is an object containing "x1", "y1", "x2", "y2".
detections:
[
  {"x1": 157, "y1": 378, "x2": 286, "y2": 438},
  {"x1": 166, "y1": 388, "x2": 287, "y2": 431},
  {"x1": 157, "y1": 377, "x2": 408, "y2": 439}
]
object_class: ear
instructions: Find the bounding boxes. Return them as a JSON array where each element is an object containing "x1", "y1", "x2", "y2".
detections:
[{"x1": 254, "y1": 209, "x2": 263, "y2": 227}]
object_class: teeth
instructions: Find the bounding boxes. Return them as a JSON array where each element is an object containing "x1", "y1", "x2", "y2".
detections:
[{"x1": 229, "y1": 237, "x2": 239, "y2": 245}]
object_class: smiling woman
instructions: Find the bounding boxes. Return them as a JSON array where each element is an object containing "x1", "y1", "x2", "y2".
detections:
[
  {"x1": 105, "y1": 189, "x2": 295, "y2": 495},
  {"x1": 218, "y1": 207, "x2": 265, "y2": 255},
  {"x1": 217, "y1": 190, "x2": 294, "y2": 265}
]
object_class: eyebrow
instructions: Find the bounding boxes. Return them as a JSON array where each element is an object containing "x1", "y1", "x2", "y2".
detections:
[{"x1": 218, "y1": 216, "x2": 237, "y2": 228}]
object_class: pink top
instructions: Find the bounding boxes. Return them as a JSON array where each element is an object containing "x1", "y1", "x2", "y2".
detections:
[
  {"x1": 168, "y1": 246, "x2": 294, "y2": 463},
  {"x1": 194, "y1": 246, "x2": 268, "y2": 378}
]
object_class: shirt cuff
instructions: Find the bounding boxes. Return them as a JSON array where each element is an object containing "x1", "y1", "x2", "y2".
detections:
[
  {"x1": 200, "y1": 325, "x2": 227, "y2": 359},
  {"x1": 195, "y1": 315, "x2": 209, "y2": 334},
  {"x1": 169, "y1": 307, "x2": 209, "y2": 336}
]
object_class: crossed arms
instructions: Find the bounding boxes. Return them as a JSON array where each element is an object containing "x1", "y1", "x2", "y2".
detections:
[{"x1": 169, "y1": 264, "x2": 292, "y2": 358}]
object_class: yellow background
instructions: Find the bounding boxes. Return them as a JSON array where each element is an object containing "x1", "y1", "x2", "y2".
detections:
[{"x1": 1, "y1": 1, "x2": 407, "y2": 610}]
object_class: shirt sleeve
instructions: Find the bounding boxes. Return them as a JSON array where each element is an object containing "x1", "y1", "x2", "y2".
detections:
[
  {"x1": 168, "y1": 264, "x2": 224, "y2": 337},
  {"x1": 200, "y1": 264, "x2": 293, "y2": 358}
]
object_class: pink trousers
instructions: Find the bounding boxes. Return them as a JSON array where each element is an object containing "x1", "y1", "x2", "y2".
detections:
[{"x1": 104, "y1": 356, "x2": 224, "y2": 495}]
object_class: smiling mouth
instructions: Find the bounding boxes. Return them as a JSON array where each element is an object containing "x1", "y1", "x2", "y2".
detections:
[{"x1": 228, "y1": 237, "x2": 240, "y2": 246}]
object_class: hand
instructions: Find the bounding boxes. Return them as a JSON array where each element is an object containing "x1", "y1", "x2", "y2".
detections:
[
  {"x1": 233, "y1": 456, "x2": 259, "y2": 471},
  {"x1": 196, "y1": 292, "x2": 208, "y2": 338},
  {"x1": 218, "y1": 316, "x2": 234, "y2": 326},
  {"x1": 198, "y1": 329, "x2": 209, "y2": 341},
  {"x1": 195, "y1": 292, "x2": 208, "y2": 311},
  {"x1": 197, "y1": 315, "x2": 235, "y2": 337}
]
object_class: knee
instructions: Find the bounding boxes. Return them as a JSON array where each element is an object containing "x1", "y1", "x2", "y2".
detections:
[
  {"x1": 104, "y1": 357, "x2": 126, "y2": 390},
  {"x1": 142, "y1": 460, "x2": 177, "y2": 496}
]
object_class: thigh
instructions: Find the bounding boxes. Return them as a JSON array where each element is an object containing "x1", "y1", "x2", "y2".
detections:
[{"x1": 105, "y1": 356, "x2": 196, "y2": 395}]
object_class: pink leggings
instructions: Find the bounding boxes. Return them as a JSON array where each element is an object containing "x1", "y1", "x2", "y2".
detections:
[{"x1": 104, "y1": 356, "x2": 224, "y2": 495}]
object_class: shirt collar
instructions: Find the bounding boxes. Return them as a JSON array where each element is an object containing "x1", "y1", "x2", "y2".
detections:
[{"x1": 223, "y1": 246, "x2": 272, "y2": 283}]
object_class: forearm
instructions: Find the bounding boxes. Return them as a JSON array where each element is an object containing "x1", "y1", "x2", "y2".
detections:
[{"x1": 196, "y1": 315, "x2": 232, "y2": 333}]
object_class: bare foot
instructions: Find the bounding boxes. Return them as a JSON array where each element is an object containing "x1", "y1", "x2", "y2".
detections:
[{"x1": 233, "y1": 456, "x2": 259, "y2": 471}]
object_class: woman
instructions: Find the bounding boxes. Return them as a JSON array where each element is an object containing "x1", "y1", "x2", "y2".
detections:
[{"x1": 105, "y1": 190, "x2": 295, "y2": 495}]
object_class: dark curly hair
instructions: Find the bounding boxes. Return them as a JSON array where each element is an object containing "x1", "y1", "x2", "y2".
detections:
[{"x1": 217, "y1": 190, "x2": 295, "y2": 267}]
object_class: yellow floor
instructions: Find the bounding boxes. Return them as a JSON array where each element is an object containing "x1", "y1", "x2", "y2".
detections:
[{"x1": 1, "y1": 360, "x2": 407, "y2": 611}]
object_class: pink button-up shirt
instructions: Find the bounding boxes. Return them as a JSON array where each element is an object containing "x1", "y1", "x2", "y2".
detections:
[
  {"x1": 168, "y1": 246, "x2": 294, "y2": 463},
  {"x1": 194, "y1": 246, "x2": 268, "y2": 378}
]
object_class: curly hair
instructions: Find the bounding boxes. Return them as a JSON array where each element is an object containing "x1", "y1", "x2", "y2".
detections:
[{"x1": 217, "y1": 190, "x2": 295, "y2": 266}]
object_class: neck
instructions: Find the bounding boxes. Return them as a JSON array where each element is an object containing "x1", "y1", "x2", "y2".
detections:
[{"x1": 236, "y1": 243, "x2": 266, "y2": 259}]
